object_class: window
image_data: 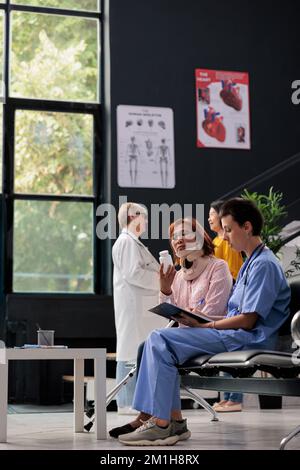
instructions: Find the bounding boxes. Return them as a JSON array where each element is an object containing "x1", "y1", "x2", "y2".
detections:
[
  {"x1": 12, "y1": 1, "x2": 100, "y2": 12},
  {"x1": 1, "y1": 1, "x2": 102, "y2": 294},
  {"x1": 13, "y1": 200, "x2": 94, "y2": 293},
  {"x1": 11, "y1": 12, "x2": 99, "y2": 101},
  {"x1": 15, "y1": 110, "x2": 93, "y2": 196}
]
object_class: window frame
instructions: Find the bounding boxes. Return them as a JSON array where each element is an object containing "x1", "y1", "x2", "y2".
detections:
[{"x1": 1, "y1": 1, "x2": 104, "y2": 295}]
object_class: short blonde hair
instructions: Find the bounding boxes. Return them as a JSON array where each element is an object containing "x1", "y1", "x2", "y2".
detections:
[{"x1": 118, "y1": 202, "x2": 148, "y2": 229}]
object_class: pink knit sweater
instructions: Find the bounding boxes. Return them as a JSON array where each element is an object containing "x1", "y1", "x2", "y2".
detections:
[{"x1": 159, "y1": 256, "x2": 232, "y2": 321}]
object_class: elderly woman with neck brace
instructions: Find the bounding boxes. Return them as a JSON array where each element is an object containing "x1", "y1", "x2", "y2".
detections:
[
  {"x1": 110, "y1": 218, "x2": 232, "y2": 440},
  {"x1": 161, "y1": 218, "x2": 232, "y2": 324}
]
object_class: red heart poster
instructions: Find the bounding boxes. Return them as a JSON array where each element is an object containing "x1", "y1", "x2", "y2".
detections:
[{"x1": 196, "y1": 69, "x2": 251, "y2": 149}]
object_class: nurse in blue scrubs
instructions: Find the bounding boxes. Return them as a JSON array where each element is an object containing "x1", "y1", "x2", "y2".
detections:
[{"x1": 117, "y1": 198, "x2": 291, "y2": 446}]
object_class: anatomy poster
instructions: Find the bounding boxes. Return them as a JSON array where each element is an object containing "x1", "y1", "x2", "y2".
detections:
[
  {"x1": 117, "y1": 105, "x2": 175, "y2": 188},
  {"x1": 195, "y1": 69, "x2": 251, "y2": 149}
]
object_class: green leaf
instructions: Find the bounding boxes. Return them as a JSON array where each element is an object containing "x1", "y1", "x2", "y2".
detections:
[{"x1": 241, "y1": 187, "x2": 287, "y2": 254}]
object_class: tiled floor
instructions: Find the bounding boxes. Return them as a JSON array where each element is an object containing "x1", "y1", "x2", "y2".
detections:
[{"x1": 0, "y1": 407, "x2": 300, "y2": 450}]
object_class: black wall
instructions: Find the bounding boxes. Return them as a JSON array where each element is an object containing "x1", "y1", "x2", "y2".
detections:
[
  {"x1": 6, "y1": 294, "x2": 116, "y2": 404},
  {"x1": 110, "y1": 0, "x2": 300, "y2": 257}
]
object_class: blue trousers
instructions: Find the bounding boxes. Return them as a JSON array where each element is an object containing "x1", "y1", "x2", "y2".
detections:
[
  {"x1": 116, "y1": 361, "x2": 137, "y2": 408},
  {"x1": 132, "y1": 327, "x2": 228, "y2": 420},
  {"x1": 224, "y1": 390, "x2": 243, "y2": 403},
  {"x1": 223, "y1": 371, "x2": 243, "y2": 403}
]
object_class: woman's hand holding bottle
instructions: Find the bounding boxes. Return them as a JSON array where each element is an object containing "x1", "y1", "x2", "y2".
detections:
[{"x1": 159, "y1": 264, "x2": 176, "y2": 295}]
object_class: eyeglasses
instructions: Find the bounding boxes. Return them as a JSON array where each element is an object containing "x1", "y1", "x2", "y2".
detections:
[
  {"x1": 128, "y1": 210, "x2": 147, "y2": 219},
  {"x1": 172, "y1": 231, "x2": 196, "y2": 241}
]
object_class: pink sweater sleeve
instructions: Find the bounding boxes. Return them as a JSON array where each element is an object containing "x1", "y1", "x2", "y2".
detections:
[
  {"x1": 159, "y1": 273, "x2": 178, "y2": 304},
  {"x1": 200, "y1": 261, "x2": 232, "y2": 320}
]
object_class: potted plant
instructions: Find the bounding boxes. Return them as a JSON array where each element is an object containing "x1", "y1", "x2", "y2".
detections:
[
  {"x1": 284, "y1": 248, "x2": 300, "y2": 279},
  {"x1": 241, "y1": 187, "x2": 300, "y2": 277},
  {"x1": 241, "y1": 187, "x2": 287, "y2": 254}
]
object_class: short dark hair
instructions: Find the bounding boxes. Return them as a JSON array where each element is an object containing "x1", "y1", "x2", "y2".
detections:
[
  {"x1": 219, "y1": 198, "x2": 264, "y2": 236},
  {"x1": 210, "y1": 199, "x2": 225, "y2": 214}
]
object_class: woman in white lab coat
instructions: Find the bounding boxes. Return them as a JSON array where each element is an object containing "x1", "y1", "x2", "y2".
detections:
[{"x1": 112, "y1": 202, "x2": 166, "y2": 413}]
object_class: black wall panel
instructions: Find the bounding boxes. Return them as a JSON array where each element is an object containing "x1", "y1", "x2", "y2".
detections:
[{"x1": 110, "y1": 0, "x2": 300, "y2": 247}]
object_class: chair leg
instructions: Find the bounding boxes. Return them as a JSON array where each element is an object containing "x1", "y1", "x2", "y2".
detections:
[
  {"x1": 85, "y1": 365, "x2": 137, "y2": 432},
  {"x1": 106, "y1": 365, "x2": 137, "y2": 406},
  {"x1": 280, "y1": 425, "x2": 300, "y2": 450},
  {"x1": 180, "y1": 384, "x2": 219, "y2": 422}
]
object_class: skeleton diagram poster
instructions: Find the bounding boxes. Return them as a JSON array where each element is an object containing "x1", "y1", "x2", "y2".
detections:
[
  {"x1": 117, "y1": 105, "x2": 175, "y2": 188},
  {"x1": 195, "y1": 69, "x2": 251, "y2": 149}
]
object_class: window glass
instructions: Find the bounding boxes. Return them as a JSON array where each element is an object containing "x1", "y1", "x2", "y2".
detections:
[
  {"x1": 11, "y1": 0, "x2": 100, "y2": 11},
  {"x1": 15, "y1": 110, "x2": 93, "y2": 195},
  {"x1": 13, "y1": 200, "x2": 94, "y2": 293},
  {"x1": 11, "y1": 12, "x2": 99, "y2": 102}
]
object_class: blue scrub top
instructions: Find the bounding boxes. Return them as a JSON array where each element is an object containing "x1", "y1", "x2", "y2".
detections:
[{"x1": 218, "y1": 247, "x2": 291, "y2": 351}]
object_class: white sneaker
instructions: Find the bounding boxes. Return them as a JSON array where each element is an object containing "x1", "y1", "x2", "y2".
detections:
[
  {"x1": 117, "y1": 406, "x2": 138, "y2": 416},
  {"x1": 118, "y1": 420, "x2": 179, "y2": 446}
]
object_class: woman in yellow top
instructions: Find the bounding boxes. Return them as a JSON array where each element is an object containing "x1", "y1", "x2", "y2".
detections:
[
  {"x1": 208, "y1": 199, "x2": 244, "y2": 412},
  {"x1": 209, "y1": 200, "x2": 243, "y2": 281}
]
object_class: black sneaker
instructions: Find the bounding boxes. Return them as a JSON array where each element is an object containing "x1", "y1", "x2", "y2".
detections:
[{"x1": 109, "y1": 422, "x2": 137, "y2": 438}]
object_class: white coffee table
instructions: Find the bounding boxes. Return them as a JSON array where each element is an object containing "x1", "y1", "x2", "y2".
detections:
[{"x1": 0, "y1": 348, "x2": 107, "y2": 442}]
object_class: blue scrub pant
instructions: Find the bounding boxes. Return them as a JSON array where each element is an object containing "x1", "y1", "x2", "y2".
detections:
[{"x1": 132, "y1": 327, "x2": 228, "y2": 421}]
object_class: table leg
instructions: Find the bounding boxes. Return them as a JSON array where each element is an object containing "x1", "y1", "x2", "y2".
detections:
[
  {"x1": 74, "y1": 358, "x2": 84, "y2": 433},
  {"x1": 0, "y1": 362, "x2": 8, "y2": 443},
  {"x1": 94, "y1": 356, "x2": 106, "y2": 439}
]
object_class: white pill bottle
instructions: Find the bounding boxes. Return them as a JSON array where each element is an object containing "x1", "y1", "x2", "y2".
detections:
[{"x1": 159, "y1": 250, "x2": 173, "y2": 274}]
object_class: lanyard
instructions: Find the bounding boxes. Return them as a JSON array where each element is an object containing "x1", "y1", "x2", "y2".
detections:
[{"x1": 237, "y1": 243, "x2": 265, "y2": 313}]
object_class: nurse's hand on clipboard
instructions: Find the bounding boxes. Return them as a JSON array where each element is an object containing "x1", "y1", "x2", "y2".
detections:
[
  {"x1": 159, "y1": 264, "x2": 176, "y2": 296},
  {"x1": 171, "y1": 311, "x2": 203, "y2": 328}
]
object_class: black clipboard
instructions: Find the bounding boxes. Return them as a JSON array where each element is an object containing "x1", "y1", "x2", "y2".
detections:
[{"x1": 149, "y1": 302, "x2": 211, "y2": 324}]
